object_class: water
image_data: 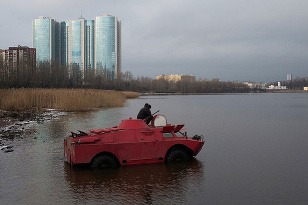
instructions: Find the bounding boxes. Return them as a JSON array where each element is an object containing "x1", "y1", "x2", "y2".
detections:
[{"x1": 1, "y1": 93, "x2": 308, "y2": 204}]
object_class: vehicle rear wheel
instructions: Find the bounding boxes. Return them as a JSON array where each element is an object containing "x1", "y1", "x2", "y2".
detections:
[
  {"x1": 91, "y1": 155, "x2": 118, "y2": 169},
  {"x1": 166, "y1": 149, "x2": 189, "y2": 163}
]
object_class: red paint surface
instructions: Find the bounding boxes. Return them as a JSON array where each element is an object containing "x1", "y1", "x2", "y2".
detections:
[{"x1": 64, "y1": 116, "x2": 204, "y2": 166}]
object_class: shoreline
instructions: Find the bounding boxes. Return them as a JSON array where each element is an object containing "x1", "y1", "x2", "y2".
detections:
[
  {"x1": 0, "y1": 109, "x2": 67, "y2": 140},
  {"x1": 1, "y1": 89, "x2": 306, "y2": 141},
  {"x1": 0, "y1": 88, "x2": 139, "y2": 140},
  {"x1": 141, "y1": 89, "x2": 307, "y2": 95}
]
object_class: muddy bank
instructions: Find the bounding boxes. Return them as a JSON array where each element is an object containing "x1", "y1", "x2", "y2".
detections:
[{"x1": 0, "y1": 110, "x2": 66, "y2": 140}]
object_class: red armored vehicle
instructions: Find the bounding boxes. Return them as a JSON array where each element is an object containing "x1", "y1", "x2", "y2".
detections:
[{"x1": 64, "y1": 114, "x2": 204, "y2": 168}]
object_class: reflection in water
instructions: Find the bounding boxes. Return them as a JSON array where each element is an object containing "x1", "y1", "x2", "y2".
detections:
[{"x1": 64, "y1": 159, "x2": 205, "y2": 204}]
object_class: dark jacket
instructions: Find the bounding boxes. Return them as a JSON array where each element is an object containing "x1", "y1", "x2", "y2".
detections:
[
  {"x1": 137, "y1": 107, "x2": 151, "y2": 119},
  {"x1": 137, "y1": 104, "x2": 153, "y2": 124}
]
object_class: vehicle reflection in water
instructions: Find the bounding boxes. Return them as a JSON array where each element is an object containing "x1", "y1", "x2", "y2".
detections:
[{"x1": 64, "y1": 159, "x2": 205, "y2": 204}]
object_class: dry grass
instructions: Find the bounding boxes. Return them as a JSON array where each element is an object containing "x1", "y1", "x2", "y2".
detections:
[
  {"x1": 0, "y1": 88, "x2": 138, "y2": 112},
  {"x1": 121, "y1": 91, "x2": 140, "y2": 99}
]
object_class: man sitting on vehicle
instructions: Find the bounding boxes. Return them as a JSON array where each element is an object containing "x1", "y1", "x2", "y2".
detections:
[{"x1": 137, "y1": 103, "x2": 153, "y2": 124}]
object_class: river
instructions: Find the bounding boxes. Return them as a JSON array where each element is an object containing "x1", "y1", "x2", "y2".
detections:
[{"x1": 1, "y1": 93, "x2": 308, "y2": 204}]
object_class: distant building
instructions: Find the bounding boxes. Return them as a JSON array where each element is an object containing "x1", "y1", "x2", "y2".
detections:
[
  {"x1": 0, "y1": 46, "x2": 36, "y2": 81},
  {"x1": 287, "y1": 74, "x2": 292, "y2": 81},
  {"x1": 32, "y1": 16, "x2": 63, "y2": 63},
  {"x1": 267, "y1": 82, "x2": 287, "y2": 90},
  {"x1": 243, "y1": 82, "x2": 267, "y2": 89},
  {"x1": 156, "y1": 74, "x2": 196, "y2": 82},
  {"x1": 0, "y1": 49, "x2": 4, "y2": 62},
  {"x1": 32, "y1": 14, "x2": 121, "y2": 80},
  {"x1": 94, "y1": 13, "x2": 121, "y2": 80},
  {"x1": 304, "y1": 87, "x2": 308, "y2": 91},
  {"x1": 67, "y1": 17, "x2": 94, "y2": 79}
]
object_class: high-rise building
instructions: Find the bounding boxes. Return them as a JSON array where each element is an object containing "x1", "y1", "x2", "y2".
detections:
[
  {"x1": 32, "y1": 14, "x2": 121, "y2": 80},
  {"x1": 67, "y1": 17, "x2": 94, "y2": 79},
  {"x1": 32, "y1": 16, "x2": 57, "y2": 63},
  {"x1": 95, "y1": 13, "x2": 121, "y2": 80},
  {"x1": 287, "y1": 74, "x2": 292, "y2": 81}
]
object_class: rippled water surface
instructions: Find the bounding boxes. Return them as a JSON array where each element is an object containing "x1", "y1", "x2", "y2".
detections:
[{"x1": 1, "y1": 93, "x2": 308, "y2": 204}]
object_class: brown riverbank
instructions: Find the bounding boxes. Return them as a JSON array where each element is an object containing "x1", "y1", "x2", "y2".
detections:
[
  {"x1": 0, "y1": 89, "x2": 139, "y2": 139},
  {"x1": 0, "y1": 88, "x2": 139, "y2": 112}
]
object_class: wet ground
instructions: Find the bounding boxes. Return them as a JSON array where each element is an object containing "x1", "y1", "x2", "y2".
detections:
[
  {"x1": 0, "y1": 109, "x2": 66, "y2": 155},
  {"x1": 0, "y1": 110, "x2": 66, "y2": 139}
]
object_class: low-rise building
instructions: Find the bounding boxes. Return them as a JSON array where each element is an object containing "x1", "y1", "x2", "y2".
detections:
[
  {"x1": 0, "y1": 46, "x2": 36, "y2": 82},
  {"x1": 244, "y1": 82, "x2": 267, "y2": 89},
  {"x1": 267, "y1": 82, "x2": 287, "y2": 90},
  {"x1": 156, "y1": 74, "x2": 195, "y2": 82}
]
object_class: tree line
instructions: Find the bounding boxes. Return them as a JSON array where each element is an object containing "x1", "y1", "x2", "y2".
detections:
[
  {"x1": 4, "y1": 60, "x2": 307, "y2": 93},
  {"x1": 0, "y1": 61, "x2": 253, "y2": 93}
]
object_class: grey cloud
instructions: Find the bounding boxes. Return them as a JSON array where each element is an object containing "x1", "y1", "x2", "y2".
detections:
[{"x1": 1, "y1": 0, "x2": 308, "y2": 82}]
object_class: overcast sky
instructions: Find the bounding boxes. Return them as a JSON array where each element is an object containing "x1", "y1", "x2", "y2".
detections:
[{"x1": 1, "y1": 0, "x2": 308, "y2": 82}]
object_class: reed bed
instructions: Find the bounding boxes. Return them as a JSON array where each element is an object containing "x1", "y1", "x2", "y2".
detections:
[
  {"x1": 121, "y1": 91, "x2": 140, "y2": 99},
  {"x1": 0, "y1": 89, "x2": 138, "y2": 112}
]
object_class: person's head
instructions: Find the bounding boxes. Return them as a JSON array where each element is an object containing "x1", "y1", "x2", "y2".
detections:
[{"x1": 144, "y1": 103, "x2": 151, "y2": 109}]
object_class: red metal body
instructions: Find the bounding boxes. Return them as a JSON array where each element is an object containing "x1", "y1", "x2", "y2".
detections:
[{"x1": 64, "y1": 115, "x2": 204, "y2": 167}]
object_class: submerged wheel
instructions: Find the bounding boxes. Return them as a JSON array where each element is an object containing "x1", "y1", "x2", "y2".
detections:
[
  {"x1": 91, "y1": 155, "x2": 118, "y2": 169},
  {"x1": 166, "y1": 149, "x2": 190, "y2": 163}
]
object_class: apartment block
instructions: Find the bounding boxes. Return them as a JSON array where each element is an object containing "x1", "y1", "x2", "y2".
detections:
[
  {"x1": 0, "y1": 46, "x2": 36, "y2": 81},
  {"x1": 156, "y1": 74, "x2": 196, "y2": 82}
]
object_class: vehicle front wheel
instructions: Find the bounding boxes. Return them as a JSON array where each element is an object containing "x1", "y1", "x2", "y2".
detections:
[
  {"x1": 166, "y1": 149, "x2": 189, "y2": 163},
  {"x1": 91, "y1": 155, "x2": 118, "y2": 169}
]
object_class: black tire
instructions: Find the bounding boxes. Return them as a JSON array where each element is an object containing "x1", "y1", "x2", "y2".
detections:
[
  {"x1": 91, "y1": 155, "x2": 118, "y2": 169},
  {"x1": 166, "y1": 149, "x2": 189, "y2": 163}
]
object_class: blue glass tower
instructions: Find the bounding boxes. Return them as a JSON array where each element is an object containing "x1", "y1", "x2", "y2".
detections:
[
  {"x1": 95, "y1": 13, "x2": 121, "y2": 79},
  {"x1": 67, "y1": 17, "x2": 94, "y2": 79},
  {"x1": 32, "y1": 14, "x2": 121, "y2": 80},
  {"x1": 32, "y1": 16, "x2": 57, "y2": 63}
]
